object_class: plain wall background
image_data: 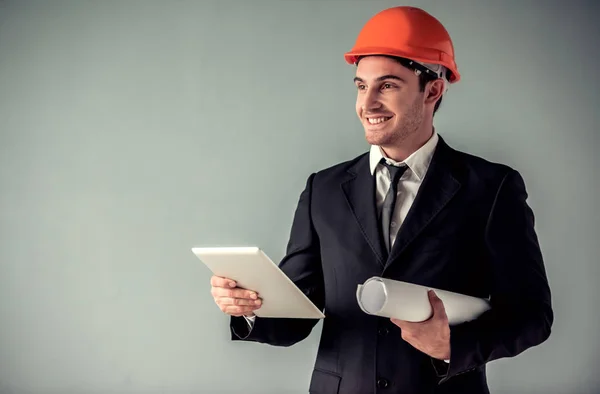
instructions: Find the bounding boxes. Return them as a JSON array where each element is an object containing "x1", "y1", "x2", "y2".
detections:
[{"x1": 0, "y1": 1, "x2": 598, "y2": 393}]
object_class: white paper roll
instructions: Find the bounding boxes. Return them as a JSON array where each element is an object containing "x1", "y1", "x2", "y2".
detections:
[{"x1": 356, "y1": 277, "x2": 491, "y2": 325}]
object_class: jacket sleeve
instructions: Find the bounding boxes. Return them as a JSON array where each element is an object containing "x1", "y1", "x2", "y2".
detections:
[
  {"x1": 229, "y1": 173, "x2": 325, "y2": 347},
  {"x1": 439, "y1": 169, "x2": 553, "y2": 383}
]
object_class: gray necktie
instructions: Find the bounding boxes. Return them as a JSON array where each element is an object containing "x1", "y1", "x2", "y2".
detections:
[{"x1": 380, "y1": 160, "x2": 408, "y2": 253}]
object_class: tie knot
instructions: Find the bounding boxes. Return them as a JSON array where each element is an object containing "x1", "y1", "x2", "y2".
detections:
[{"x1": 380, "y1": 159, "x2": 407, "y2": 183}]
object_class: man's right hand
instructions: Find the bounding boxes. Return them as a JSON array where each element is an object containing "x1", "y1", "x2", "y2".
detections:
[{"x1": 210, "y1": 275, "x2": 262, "y2": 317}]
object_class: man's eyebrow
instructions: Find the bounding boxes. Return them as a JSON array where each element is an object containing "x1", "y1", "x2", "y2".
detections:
[{"x1": 353, "y1": 75, "x2": 406, "y2": 83}]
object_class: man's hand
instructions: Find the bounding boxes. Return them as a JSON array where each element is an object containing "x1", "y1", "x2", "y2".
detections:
[
  {"x1": 391, "y1": 290, "x2": 451, "y2": 360},
  {"x1": 210, "y1": 275, "x2": 262, "y2": 317}
]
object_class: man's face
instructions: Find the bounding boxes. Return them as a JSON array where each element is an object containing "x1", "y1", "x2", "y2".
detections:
[{"x1": 354, "y1": 56, "x2": 425, "y2": 147}]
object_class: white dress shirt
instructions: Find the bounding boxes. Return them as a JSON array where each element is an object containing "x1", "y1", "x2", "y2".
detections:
[
  {"x1": 370, "y1": 131, "x2": 439, "y2": 245},
  {"x1": 243, "y1": 132, "x2": 443, "y2": 363}
]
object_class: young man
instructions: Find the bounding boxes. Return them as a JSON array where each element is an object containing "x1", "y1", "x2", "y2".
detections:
[{"x1": 210, "y1": 6, "x2": 552, "y2": 394}]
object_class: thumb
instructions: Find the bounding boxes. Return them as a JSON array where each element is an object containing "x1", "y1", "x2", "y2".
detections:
[{"x1": 428, "y1": 290, "x2": 446, "y2": 315}]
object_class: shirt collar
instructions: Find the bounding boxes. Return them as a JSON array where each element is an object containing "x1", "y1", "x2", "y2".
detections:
[{"x1": 369, "y1": 130, "x2": 439, "y2": 181}]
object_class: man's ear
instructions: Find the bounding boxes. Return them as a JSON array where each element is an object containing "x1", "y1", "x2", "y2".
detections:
[{"x1": 424, "y1": 79, "x2": 445, "y2": 105}]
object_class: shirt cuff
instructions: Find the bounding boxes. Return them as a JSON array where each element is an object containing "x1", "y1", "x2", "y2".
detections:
[
  {"x1": 243, "y1": 315, "x2": 256, "y2": 328},
  {"x1": 431, "y1": 357, "x2": 450, "y2": 377}
]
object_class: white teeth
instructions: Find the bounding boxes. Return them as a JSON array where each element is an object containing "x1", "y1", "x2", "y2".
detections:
[{"x1": 368, "y1": 117, "x2": 390, "y2": 124}]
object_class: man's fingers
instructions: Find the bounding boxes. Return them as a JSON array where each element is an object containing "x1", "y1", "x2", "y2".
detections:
[
  {"x1": 221, "y1": 305, "x2": 261, "y2": 316},
  {"x1": 211, "y1": 287, "x2": 258, "y2": 299},
  {"x1": 216, "y1": 297, "x2": 262, "y2": 307},
  {"x1": 210, "y1": 275, "x2": 236, "y2": 288}
]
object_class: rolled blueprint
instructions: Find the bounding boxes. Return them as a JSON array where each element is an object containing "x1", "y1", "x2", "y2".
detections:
[{"x1": 356, "y1": 277, "x2": 491, "y2": 325}]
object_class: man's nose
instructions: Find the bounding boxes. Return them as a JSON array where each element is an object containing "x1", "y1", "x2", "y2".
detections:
[{"x1": 361, "y1": 89, "x2": 382, "y2": 112}]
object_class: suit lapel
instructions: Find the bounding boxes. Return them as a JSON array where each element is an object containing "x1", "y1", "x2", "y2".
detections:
[
  {"x1": 341, "y1": 155, "x2": 387, "y2": 267},
  {"x1": 385, "y1": 138, "x2": 461, "y2": 268}
]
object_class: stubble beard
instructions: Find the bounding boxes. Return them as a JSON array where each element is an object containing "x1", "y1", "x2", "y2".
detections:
[{"x1": 365, "y1": 97, "x2": 424, "y2": 147}]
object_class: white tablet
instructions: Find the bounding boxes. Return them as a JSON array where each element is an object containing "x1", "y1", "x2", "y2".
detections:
[{"x1": 192, "y1": 246, "x2": 325, "y2": 319}]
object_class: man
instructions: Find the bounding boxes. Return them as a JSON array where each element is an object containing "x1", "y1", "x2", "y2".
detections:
[{"x1": 210, "y1": 6, "x2": 552, "y2": 394}]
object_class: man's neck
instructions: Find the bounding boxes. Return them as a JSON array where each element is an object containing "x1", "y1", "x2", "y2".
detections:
[{"x1": 381, "y1": 127, "x2": 434, "y2": 162}]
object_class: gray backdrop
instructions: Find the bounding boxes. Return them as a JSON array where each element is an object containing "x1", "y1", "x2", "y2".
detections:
[{"x1": 0, "y1": 1, "x2": 598, "y2": 393}]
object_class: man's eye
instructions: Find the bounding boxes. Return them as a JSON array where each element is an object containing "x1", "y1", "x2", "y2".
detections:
[
  {"x1": 357, "y1": 84, "x2": 366, "y2": 90},
  {"x1": 382, "y1": 83, "x2": 393, "y2": 89}
]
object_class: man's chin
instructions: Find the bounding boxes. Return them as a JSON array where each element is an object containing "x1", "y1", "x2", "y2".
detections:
[{"x1": 365, "y1": 131, "x2": 391, "y2": 146}]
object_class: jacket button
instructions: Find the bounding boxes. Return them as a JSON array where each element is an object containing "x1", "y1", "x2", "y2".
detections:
[
  {"x1": 378, "y1": 326, "x2": 389, "y2": 336},
  {"x1": 377, "y1": 378, "x2": 389, "y2": 388}
]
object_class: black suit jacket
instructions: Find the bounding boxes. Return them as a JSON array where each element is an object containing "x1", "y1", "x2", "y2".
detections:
[{"x1": 230, "y1": 136, "x2": 553, "y2": 394}]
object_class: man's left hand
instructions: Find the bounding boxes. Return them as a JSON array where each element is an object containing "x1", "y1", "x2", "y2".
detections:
[{"x1": 391, "y1": 290, "x2": 451, "y2": 360}]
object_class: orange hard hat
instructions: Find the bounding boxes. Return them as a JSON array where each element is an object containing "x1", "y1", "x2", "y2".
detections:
[{"x1": 344, "y1": 6, "x2": 460, "y2": 83}]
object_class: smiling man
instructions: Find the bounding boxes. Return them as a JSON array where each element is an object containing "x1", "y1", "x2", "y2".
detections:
[
  {"x1": 354, "y1": 57, "x2": 444, "y2": 162},
  {"x1": 210, "y1": 6, "x2": 553, "y2": 394}
]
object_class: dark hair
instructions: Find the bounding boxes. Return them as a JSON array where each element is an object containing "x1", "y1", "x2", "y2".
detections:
[{"x1": 357, "y1": 55, "x2": 447, "y2": 115}]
